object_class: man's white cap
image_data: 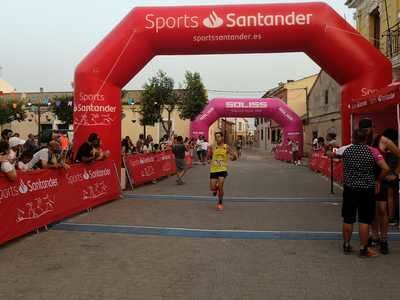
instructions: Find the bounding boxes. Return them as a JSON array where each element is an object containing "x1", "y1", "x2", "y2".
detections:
[{"x1": 9, "y1": 137, "x2": 26, "y2": 148}]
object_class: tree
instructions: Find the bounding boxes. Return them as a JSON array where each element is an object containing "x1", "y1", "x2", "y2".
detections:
[
  {"x1": 121, "y1": 89, "x2": 129, "y2": 100},
  {"x1": 51, "y1": 95, "x2": 73, "y2": 126},
  {"x1": 0, "y1": 98, "x2": 26, "y2": 129},
  {"x1": 140, "y1": 70, "x2": 179, "y2": 137},
  {"x1": 139, "y1": 92, "x2": 158, "y2": 137},
  {"x1": 178, "y1": 71, "x2": 208, "y2": 121}
]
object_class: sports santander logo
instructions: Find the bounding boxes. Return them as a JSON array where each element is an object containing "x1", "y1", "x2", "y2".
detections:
[
  {"x1": 145, "y1": 11, "x2": 313, "y2": 32},
  {"x1": 203, "y1": 11, "x2": 224, "y2": 28}
]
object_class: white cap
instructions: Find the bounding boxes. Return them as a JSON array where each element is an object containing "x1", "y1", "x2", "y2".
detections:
[{"x1": 9, "y1": 137, "x2": 25, "y2": 148}]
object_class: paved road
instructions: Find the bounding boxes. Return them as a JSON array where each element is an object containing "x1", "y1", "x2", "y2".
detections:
[
  {"x1": 1, "y1": 149, "x2": 400, "y2": 300},
  {"x1": 127, "y1": 149, "x2": 342, "y2": 197}
]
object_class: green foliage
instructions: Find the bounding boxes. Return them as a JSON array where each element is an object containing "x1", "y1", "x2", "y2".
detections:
[
  {"x1": 139, "y1": 93, "x2": 159, "y2": 127},
  {"x1": 0, "y1": 98, "x2": 26, "y2": 126},
  {"x1": 179, "y1": 71, "x2": 208, "y2": 121},
  {"x1": 140, "y1": 70, "x2": 179, "y2": 136},
  {"x1": 51, "y1": 95, "x2": 73, "y2": 126}
]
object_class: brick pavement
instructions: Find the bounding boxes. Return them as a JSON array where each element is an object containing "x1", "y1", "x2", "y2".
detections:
[
  {"x1": 1, "y1": 149, "x2": 399, "y2": 300},
  {"x1": 1, "y1": 232, "x2": 400, "y2": 300}
]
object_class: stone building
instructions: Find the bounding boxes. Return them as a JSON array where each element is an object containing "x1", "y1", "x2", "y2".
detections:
[
  {"x1": 303, "y1": 71, "x2": 341, "y2": 154},
  {"x1": 346, "y1": 0, "x2": 400, "y2": 79}
]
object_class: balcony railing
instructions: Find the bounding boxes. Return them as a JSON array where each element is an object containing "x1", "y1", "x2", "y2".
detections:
[{"x1": 383, "y1": 22, "x2": 400, "y2": 58}]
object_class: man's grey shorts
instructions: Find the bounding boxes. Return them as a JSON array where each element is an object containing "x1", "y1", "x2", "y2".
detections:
[{"x1": 175, "y1": 158, "x2": 187, "y2": 171}]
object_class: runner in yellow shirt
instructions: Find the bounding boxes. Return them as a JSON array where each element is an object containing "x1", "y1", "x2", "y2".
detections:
[{"x1": 208, "y1": 132, "x2": 237, "y2": 211}]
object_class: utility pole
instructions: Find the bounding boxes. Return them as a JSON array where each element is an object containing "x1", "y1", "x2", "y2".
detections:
[
  {"x1": 234, "y1": 118, "x2": 237, "y2": 142},
  {"x1": 224, "y1": 117, "x2": 227, "y2": 142},
  {"x1": 304, "y1": 87, "x2": 309, "y2": 123},
  {"x1": 38, "y1": 88, "x2": 44, "y2": 144}
]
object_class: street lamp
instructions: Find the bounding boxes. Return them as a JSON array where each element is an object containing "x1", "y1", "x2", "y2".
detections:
[
  {"x1": 128, "y1": 99, "x2": 137, "y2": 125},
  {"x1": 128, "y1": 98, "x2": 145, "y2": 135}
]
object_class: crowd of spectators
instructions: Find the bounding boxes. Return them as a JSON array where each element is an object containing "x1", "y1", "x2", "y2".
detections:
[
  {"x1": 0, "y1": 129, "x2": 110, "y2": 182},
  {"x1": 0, "y1": 129, "x2": 71, "y2": 181},
  {"x1": 121, "y1": 133, "x2": 196, "y2": 156},
  {"x1": 312, "y1": 132, "x2": 338, "y2": 154}
]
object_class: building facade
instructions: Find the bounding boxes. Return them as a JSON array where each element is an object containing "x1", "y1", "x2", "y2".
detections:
[
  {"x1": 303, "y1": 71, "x2": 342, "y2": 154},
  {"x1": 346, "y1": 0, "x2": 400, "y2": 79},
  {"x1": 0, "y1": 89, "x2": 191, "y2": 143},
  {"x1": 255, "y1": 74, "x2": 318, "y2": 151},
  {"x1": 208, "y1": 118, "x2": 235, "y2": 145},
  {"x1": 226, "y1": 118, "x2": 250, "y2": 143}
]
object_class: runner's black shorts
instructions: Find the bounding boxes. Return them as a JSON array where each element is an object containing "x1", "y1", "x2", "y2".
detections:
[
  {"x1": 210, "y1": 171, "x2": 228, "y2": 179},
  {"x1": 342, "y1": 186, "x2": 375, "y2": 224}
]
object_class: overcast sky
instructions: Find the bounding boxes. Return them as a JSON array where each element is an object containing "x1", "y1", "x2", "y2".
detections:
[{"x1": 0, "y1": 0, "x2": 354, "y2": 99}]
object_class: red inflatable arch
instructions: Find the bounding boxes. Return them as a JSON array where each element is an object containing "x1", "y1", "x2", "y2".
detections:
[{"x1": 74, "y1": 2, "x2": 392, "y2": 167}]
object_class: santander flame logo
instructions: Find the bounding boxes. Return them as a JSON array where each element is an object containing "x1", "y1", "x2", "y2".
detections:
[
  {"x1": 83, "y1": 169, "x2": 90, "y2": 180},
  {"x1": 203, "y1": 11, "x2": 224, "y2": 28},
  {"x1": 18, "y1": 180, "x2": 28, "y2": 194}
]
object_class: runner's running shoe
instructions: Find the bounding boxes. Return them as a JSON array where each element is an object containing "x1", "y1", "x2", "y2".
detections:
[
  {"x1": 368, "y1": 237, "x2": 380, "y2": 247},
  {"x1": 343, "y1": 243, "x2": 353, "y2": 254},
  {"x1": 359, "y1": 247, "x2": 378, "y2": 258},
  {"x1": 217, "y1": 204, "x2": 224, "y2": 211}
]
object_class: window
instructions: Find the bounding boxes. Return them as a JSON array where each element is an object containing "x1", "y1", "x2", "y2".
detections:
[
  {"x1": 272, "y1": 130, "x2": 276, "y2": 143},
  {"x1": 324, "y1": 90, "x2": 329, "y2": 105},
  {"x1": 261, "y1": 129, "x2": 264, "y2": 141},
  {"x1": 238, "y1": 122, "x2": 243, "y2": 131},
  {"x1": 370, "y1": 8, "x2": 380, "y2": 49},
  {"x1": 268, "y1": 128, "x2": 271, "y2": 140}
]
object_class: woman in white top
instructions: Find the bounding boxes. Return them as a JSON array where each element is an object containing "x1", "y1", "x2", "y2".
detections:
[{"x1": 0, "y1": 141, "x2": 17, "y2": 181}]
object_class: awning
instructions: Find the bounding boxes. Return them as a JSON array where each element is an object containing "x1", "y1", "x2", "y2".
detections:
[{"x1": 349, "y1": 82, "x2": 400, "y2": 114}]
